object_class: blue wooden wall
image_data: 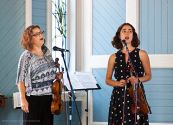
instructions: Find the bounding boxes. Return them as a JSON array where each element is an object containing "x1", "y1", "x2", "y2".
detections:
[
  {"x1": 144, "y1": 69, "x2": 173, "y2": 122},
  {"x1": 92, "y1": 0, "x2": 126, "y2": 55},
  {"x1": 0, "y1": 0, "x2": 25, "y2": 124},
  {"x1": 0, "y1": 0, "x2": 25, "y2": 96},
  {"x1": 140, "y1": 0, "x2": 173, "y2": 54}
]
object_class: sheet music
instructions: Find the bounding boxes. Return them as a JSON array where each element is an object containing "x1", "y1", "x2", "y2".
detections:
[
  {"x1": 13, "y1": 92, "x2": 21, "y2": 109},
  {"x1": 63, "y1": 72, "x2": 98, "y2": 90}
]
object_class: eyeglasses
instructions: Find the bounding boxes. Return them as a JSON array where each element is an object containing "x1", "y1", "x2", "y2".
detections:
[{"x1": 32, "y1": 31, "x2": 44, "y2": 37}]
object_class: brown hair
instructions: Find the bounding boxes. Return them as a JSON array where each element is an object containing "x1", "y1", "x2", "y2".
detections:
[
  {"x1": 111, "y1": 23, "x2": 140, "y2": 50},
  {"x1": 21, "y1": 25, "x2": 40, "y2": 51}
]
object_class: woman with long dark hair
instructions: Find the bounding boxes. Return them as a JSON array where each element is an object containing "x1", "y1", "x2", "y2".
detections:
[{"x1": 106, "y1": 23, "x2": 151, "y2": 125}]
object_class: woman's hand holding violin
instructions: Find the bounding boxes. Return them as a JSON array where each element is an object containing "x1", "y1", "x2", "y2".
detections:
[
  {"x1": 118, "y1": 79, "x2": 127, "y2": 87},
  {"x1": 127, "y1": 76, "x2": 138, "y2": 85}
]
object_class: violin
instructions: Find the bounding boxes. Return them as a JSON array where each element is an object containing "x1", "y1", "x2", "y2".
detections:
[
  {"x1": 127, "y1": 60, "x2": 151, "y2": 115},
  {"x1": 128, "y1": 81, "x2": 150, "y2": 114},
  {"x1": 51, "y1": 58, "x2": 63, "y2": 115}
]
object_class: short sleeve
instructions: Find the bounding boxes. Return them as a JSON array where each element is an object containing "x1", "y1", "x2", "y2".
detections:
[{"x1": 16, "y1": 51, "x2": 31, "y2": 85}]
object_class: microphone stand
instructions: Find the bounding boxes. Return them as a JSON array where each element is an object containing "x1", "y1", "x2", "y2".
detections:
[
  {"x1": 60, "y1": 50, "x2": 82, "y2": 125},
  {"x1": 124, "y1": 44, "x2": 138, "y2": 125},
  {"x1": 121, "y1": 41, "x2": 127, "y2": 125},
  {"x1": 122, "y1": 85, "x2": 127, "y2": 125}
]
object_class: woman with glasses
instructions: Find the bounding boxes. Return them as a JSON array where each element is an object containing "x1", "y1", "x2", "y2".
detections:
[{"x1": 16, "y1": 25, "x2": 56, "y2": 125}]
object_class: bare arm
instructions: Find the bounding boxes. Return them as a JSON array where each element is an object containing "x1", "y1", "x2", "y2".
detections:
[
  {"x1": 105, "y1": 53, "x2": 126, "y2": 87},
  {"x1": 18, "y1": 81, "x2": 29, "y2": 113},
  {"x1": 138, "y1": 50, "x2": 152, "y2": 82}
]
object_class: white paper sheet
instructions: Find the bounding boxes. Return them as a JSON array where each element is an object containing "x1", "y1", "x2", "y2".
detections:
[
  {"x1": 63, "y1": 72, "x2": 98, "y2": 90},
  {"x1": 13, "y1": 92, "x2": 21, "y2": 109}
]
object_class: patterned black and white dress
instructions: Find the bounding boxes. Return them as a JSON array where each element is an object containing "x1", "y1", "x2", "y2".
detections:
[{"x1": 108, "y1": 48, "x2": 150, "y2": 125}]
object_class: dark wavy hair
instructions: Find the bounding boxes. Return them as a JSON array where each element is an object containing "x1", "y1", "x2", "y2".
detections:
[{"x1": 111, "y1": 23, "x2": 140, "y2": 49}]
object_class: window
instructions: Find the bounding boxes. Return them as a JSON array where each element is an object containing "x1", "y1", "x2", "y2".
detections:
[{"x1": 52, "y1": 0, "x2": 67, "y2": 68}]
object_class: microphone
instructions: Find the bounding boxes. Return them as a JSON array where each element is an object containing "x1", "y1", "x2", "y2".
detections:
[{"x1": 53, "y1": 46, "x2": 70, "y2": 52}]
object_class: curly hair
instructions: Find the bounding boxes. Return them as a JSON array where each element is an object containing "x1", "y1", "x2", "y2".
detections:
[
  {"x1": 111, "y1": 23, "x2": 140, "y2": 50},
  {"x1": 21, "y1": 25, "x2": 40, "y2": 51}
]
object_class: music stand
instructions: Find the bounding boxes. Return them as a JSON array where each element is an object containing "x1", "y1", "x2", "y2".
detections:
[
  {"x1": 64, "y1": 72, "x2": 101, "y2": 125},
  {"x1": 80, "y1": 85, "x2": 101, "y2": 125}
]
